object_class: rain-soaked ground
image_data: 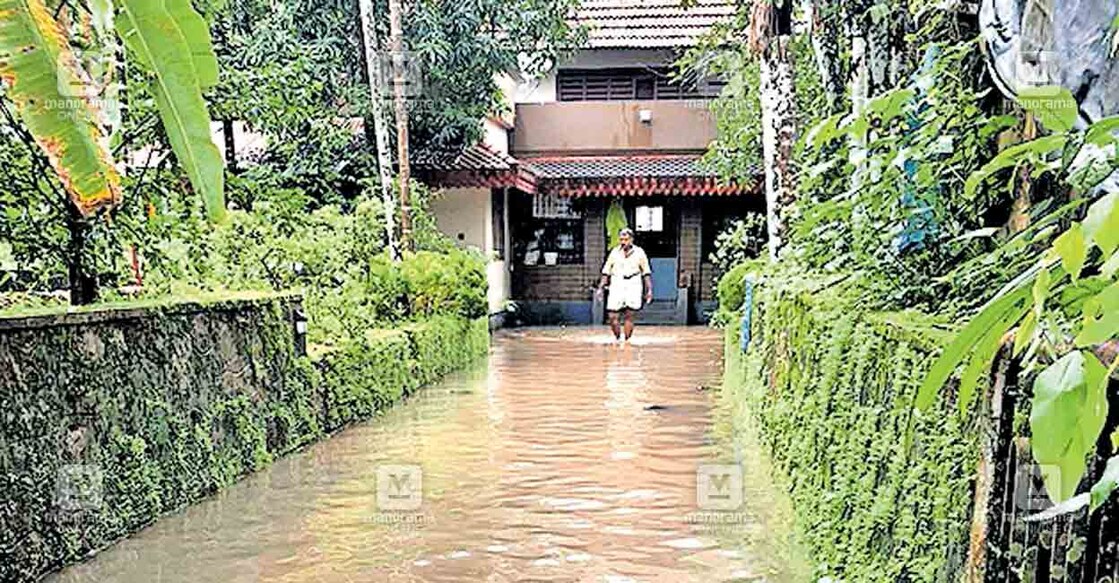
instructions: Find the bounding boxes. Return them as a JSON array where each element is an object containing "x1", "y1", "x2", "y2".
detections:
[{"x1": 49, "y1": 327, "x2": 807, "y2": 582}]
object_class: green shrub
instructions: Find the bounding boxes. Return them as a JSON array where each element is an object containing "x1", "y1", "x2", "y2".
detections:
[
  {"x1": 316, "y1": 329, "x2": 414, "y2": 431},
  {"x1": 400, "y1": 250, "x2": 487, "y2": 321},
  {"x1": 142, "y1": 195, "x2": 486, "y2": 347},
  {"x1": 715, "y1": 259, "x2": 765, "y2": 315}
]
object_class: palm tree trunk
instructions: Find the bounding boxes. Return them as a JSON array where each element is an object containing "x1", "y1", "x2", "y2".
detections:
[
  {"x1": 358, "y1": 0, "x2": 400, "y2": 260},
  {"x1": 388, "y1": 0, "x2": 413, "y2": 253},
  {"x1": 759, "y1": 34, "x2": 797, "y2": 262},
  {"x1": 807, "y1": 0, "x2": 844, "y2": 114}
]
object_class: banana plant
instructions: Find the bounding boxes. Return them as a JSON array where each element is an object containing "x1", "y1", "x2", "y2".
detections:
[
  {"x1": 917, "y1": 86, "x2": 1119, "y2": 513},
  {"x1": 0, "y1": 0, "x2": 122, "y2": 215},
  {"x1": 0, "y1": 0, "x2": 225, "y2": 220}
]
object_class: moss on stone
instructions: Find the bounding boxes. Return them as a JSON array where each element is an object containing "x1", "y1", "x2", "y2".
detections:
[
  {"x1": 722, "y1": 279, "x2": 979, "y2": 582},
  {"x1": 0, "y1": 295, "x2": 489, "y2": 581}
]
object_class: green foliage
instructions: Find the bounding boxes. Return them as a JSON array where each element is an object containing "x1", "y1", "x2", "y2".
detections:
[
  {"x1": 1030, "y1": 351, "x2": 1110, "y2": 503},
  {"x1": 721, "y1": 273, "x2": 973, "y2": 582},
  {"x1": 715, "y1": 259, "x2": 764, "y2": 314},
  {"x1": 795, "y1": 40, "x2": 1016, "y2": 307},
  {"x1": 117, "y1": 0, "x2": 226, "y2": 221},
  {"x1": 399, "y1": 251, "x2": 487, "y2": 320},
  {"x1": 708, "y1": 213, "x2": 766, "y2": 279},
  {"x1": 918, "y1": 112, "x2": 1119, "y2": 507},
  {"x1": 0, "y1": 0, "x2": 121, "y2": 215},
  {"x1": 1091, "y1": 456, "x2": 1119, "y2": 512},
  {"x1": 140, "y1": 186, "x2": 484, "y2": 347}
]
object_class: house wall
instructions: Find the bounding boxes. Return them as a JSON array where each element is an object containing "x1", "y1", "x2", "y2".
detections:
[
  {"x1": 429, "y1": 187, "x2": 510, "y2": 318},
  {"x1": 432, "y1": 187, "x2": 491, "y2": 251},
  {"x1": 511, "y1": 198, "x2": 605, "y2": 325},
  {"x1": 512, "y1": 101, "x2": 717, "y2": 156}
]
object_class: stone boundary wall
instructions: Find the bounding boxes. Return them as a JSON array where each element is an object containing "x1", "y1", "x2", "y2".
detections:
[{"x1": 0, "y1": 295, "x2": 488, "y2": 581}]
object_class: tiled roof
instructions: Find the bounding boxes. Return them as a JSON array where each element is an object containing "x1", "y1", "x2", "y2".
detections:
[
  {"x1": 414, "y1": 144, "x2": 537, "y2": 192},
  {"x1": 412, "y1": 143, "x2": 517, "y2": 172},
  {"x1": 526, "y1": 155, "x2": 719, "y2": 179},
  {"x1": 575, "y1": 0, "x2": 736, "y2": 49},
  {"x1": 524, "y1": 155, "x2": 757, "y2": 197}
]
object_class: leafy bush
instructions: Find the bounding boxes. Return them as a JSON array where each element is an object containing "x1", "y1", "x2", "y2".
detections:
[
  {"x1": 399, "y1": 251, "x2": 487, "y2": 321},
  {"x1": 708, "y1": 214, "x2": 766, "y2": 279},
  {"x1": 141, "y1": 188, "x2": 484, "y2": 347},
  {"x1": 715, "y1": 260, "x2": 762, "y2": 314}
]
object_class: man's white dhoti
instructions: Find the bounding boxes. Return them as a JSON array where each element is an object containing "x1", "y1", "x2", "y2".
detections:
[{"x1": 607, "y1": 273, "x2": 645, "y2": 311}]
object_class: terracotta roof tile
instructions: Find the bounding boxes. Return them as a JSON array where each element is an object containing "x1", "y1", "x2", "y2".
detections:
[
  {"x1": 413, "y1": 143, "x2": 517, "y2": 172},
  {"x1": 575, "y1": 0, "x2": 736, "y2": 48},
  {"x1": 523, "y1": 155, "x2": 757, "y2": 197}
]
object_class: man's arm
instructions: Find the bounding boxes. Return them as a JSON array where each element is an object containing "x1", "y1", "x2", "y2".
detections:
[
  {"x1": 640, "y1": 251, "x2": 653, "y2": 304},
  {"x1": 597, "y1": 251, "x2": 613, "y2": 293}
]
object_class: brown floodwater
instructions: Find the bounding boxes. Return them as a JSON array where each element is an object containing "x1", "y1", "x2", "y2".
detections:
[{"x1": 48, "y1": 327, "x2": 806, "y2": 583}]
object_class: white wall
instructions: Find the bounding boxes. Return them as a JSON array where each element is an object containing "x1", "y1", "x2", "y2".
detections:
[
  {"x1": 429, "y1": 187, "x2": 511, "y2": 316},
  {"x1": 431, "y1": 187, "x2": 491, "y2": 253}
]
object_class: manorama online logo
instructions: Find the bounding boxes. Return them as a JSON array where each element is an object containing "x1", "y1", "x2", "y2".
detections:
[
  {"x1": 374, "y1": 464, "x2": 435, "y2": 526},
  {"x1": 689, "y1": 464, "x2": 751, "y2": 528}
]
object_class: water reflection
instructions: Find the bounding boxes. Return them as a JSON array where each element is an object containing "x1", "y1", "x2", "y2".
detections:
[{"x1": 48, "y1": 327, "x2": 805, "y2": 582}]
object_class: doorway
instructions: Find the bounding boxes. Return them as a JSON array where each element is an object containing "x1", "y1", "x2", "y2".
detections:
[{"x1": 626, "y1": 202, "x2": 677, "y2": 302}]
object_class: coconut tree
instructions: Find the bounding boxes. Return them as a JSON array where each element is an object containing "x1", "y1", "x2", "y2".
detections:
[
  {"x1": 747, "y1": 0, "x2": 797, "y2": 262},
  {"x1": 388, "y1": 0, "x2": 413, "y2": 252},
  {"x1": 358, "y1": 0, "x2": 400, "y2": 261}
]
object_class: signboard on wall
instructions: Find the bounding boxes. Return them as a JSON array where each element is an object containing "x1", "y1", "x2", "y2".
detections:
[{"x1": 533, "y1": 194, "x2": 581, "y2": 219}]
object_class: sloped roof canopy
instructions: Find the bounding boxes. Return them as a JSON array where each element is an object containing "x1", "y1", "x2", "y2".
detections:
[
  {"x1": 413, "y1": 144, "x2": 538, "y2": 192},
  {"x1": 524, "y1": 155, "x2": 756, "y2": 197}
]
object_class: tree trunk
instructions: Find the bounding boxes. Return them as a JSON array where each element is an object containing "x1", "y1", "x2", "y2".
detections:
[
  {"x1": 66, "y1": 205, "x2": 98, "y2": 306},
  {"x1": 388, "y1": 0, "x2": 413, "y2": 253},
  {"x1": 358, "y1": 0, "x2": 400, "y2": 261},
  {"x1": 760, "y1": 35, "x2": 798, "y2": 262},
  {"x1": 807, "y1": 0, "x2": 844, "y2": 114}
]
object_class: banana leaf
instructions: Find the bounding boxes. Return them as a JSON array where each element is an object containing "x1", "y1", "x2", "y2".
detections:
[
  {"x1": 0, "y1": 0, "x2": 121, "y2": 216},
  {"x1": 117, "y1": 0, "x2": 224, "y2": 221}
]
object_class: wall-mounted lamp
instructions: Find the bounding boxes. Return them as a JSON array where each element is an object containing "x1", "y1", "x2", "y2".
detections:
[{"x1": 638, "y1": 109, "x2": 653, "y2": 124}]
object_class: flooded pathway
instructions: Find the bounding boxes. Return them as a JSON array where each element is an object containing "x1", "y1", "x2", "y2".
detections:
[{"x1": 50, "y1": 328, "x2": 805, "y2": 582}]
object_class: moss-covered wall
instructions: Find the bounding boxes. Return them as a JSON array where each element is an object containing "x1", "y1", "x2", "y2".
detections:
[
  {"x1": 0, "y1": 295, "x2": 489, "y2": 581},
  {"x1": 723, "y1": 282, "x2": 980, "y2": 582}
]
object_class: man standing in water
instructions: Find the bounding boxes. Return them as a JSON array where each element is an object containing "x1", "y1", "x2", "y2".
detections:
[{"x1": 597, "y1": 228, "x2": 653, "y2": 343}]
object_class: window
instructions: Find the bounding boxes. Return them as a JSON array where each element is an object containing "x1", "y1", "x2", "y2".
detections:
[
  {"x1": 635, "y1": 206, "x2": 664, "y2": 232},
  {"x1": 557, "y1": 68, "x2": 724, "y2": 102},
  {"x1": 492, "y1": 190, "x2": 506, "y2": 260},
  {"x1": 512, "y1": 195, "x2": 585, "y2": 266}
]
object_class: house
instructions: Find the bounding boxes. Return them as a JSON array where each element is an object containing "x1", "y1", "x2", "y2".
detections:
[{"x1": 417, "y1": 0, "x2": 760, "y2": 326}]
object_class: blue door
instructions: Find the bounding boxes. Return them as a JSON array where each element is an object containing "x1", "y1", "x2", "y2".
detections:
[
  {"x1": 627, "y1": 203, "x2": 678, "y2": 302},
  {"x1": 649, "y1": 258, "x2": 678, "y2": 301}
]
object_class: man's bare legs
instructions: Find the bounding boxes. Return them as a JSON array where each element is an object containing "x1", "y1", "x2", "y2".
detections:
[
  {"x1": 623, "y1": 309, "x2": 636, "y2": 340},
  {"x1": 608, "y1": 311, "x2": 622, "y2": 340}
]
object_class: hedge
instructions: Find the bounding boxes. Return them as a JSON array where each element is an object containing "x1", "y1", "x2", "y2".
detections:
[
  {"x1": 0, "y1": 295, "x2": 488, "y2": 581},
  {"x1": 721, "y1": 275, "x2": 981, "y2": 582}
]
